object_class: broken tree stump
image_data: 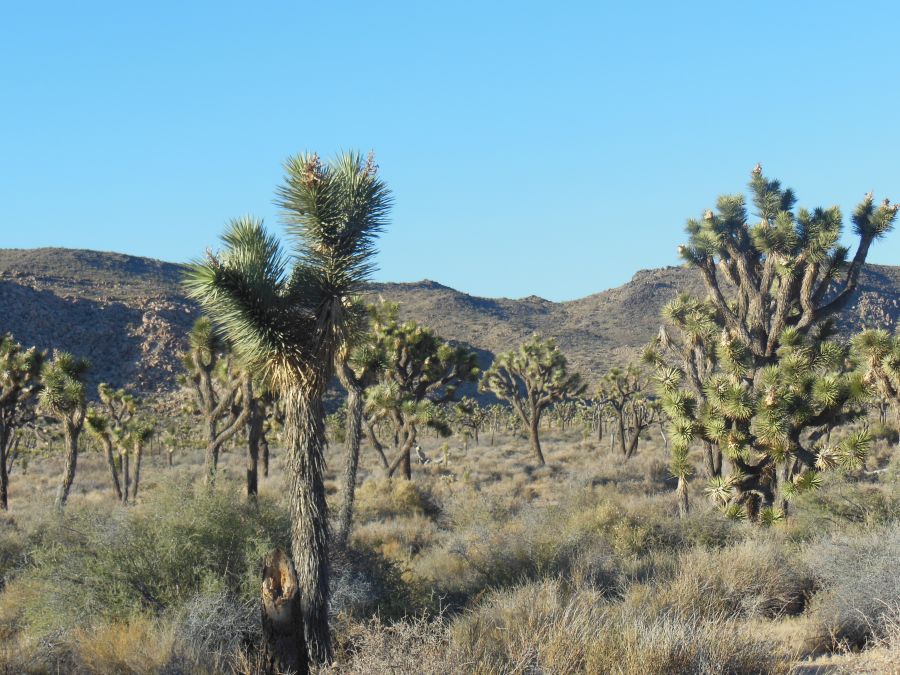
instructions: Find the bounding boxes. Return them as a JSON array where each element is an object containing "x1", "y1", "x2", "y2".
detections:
[{"x1": 261, "y1": 549, "x2": 307, "y2": 675}]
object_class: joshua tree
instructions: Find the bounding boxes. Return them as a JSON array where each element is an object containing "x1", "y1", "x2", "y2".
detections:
[
  {"x1": 0, "y1": 334, "x2": 43, "y2": 511},
  {"x1": 484, "y1": 404, "x2": 508, "y2": 445},
  {"x1": 854, "y1": 328, "x2": 900, "y2": 427},
  {"x1": 480, "y1": 334, "x2": 584, "y2": 466},
  {"x1": 184, "y1": 150, "x2": 390, "y2": 669},
  {"x1": 335, "y1": 308, "x2": 387, "y2": 549},
  {"x1": 182, "y1": 317, "x2": 251, "y2": 484},
  {"x1": 596, "y1": 364, "x2": 660, "y2": 459},
  {"x1": 363, "y1": 304, "x2": 478, "y2": 479},
  {"x1": 244, "y1": 381, "x2": 277, "y2": 499},
  {"x1": 452, "y1": 397, "x2": 487, "y2": 447},
  {"x1": 39, "y1": 351, "x2": 89, "y2": 508},
  {"x1": 646, "y1": 166, "x2": 897, "y2": 520},
  {"x1": 85, "y1": 384, "x2": 156, "y2": 504},
  {"x1": 548, "y1": 399, "x2": 580, "y2": 432}
]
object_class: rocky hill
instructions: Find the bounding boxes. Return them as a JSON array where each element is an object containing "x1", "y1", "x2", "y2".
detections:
[{"x1": 1, "y1": 248, "x2": 899, "y2": 395}]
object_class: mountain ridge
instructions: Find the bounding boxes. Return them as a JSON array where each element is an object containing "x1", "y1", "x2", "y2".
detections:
[{"x1": 1, "y1": 248, "x2": 898, "y2": 395}]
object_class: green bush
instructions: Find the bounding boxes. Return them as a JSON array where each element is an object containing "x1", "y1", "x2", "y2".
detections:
[{"x1": 20, "y1": 479, "x2": 290, "y2": 637}]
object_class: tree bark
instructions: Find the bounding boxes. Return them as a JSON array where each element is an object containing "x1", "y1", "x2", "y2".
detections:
[
  {"x1": 528, "y1": 414, "x2": 545, "y2": 466},
  {"x1": 121, "y1": 451, "x2": 130, "y2": 504},
  {"x1": 365, "y1": 420, "x2": 389, "y2": 469},
  {"x1": 702, "y1": 441, "x2": 722, "y2": 478},
  {"x1": 131, "y1": 443, "x2": 144, "y2": 502},
  {"x1": 261, "y1": 549, "x2": 307, "y2": 675},
  {"x1": 676, "y1": 475, "x2": 689, "y2": 518},
  {"x1": 336, "y1": 375, "x2": 363, "y2": 548},
  {"x1": 0, "y1": 428, "x2": 10, "y2": 511},
  {"x1": 55, "y1": 421, "x2": 80, "y2": 508},
  {"x1": 283, "y1": 386, "x2": 332, "y2": 666},
  {"x1": 100, "y1": 436, "x2": 123, "y2": 501},
  {"x1": 247, "y1": 399, "x2": 263, "y2": 499},
  {"x1": 262, "y1": 437, "x2": 270, "y2": 477}
]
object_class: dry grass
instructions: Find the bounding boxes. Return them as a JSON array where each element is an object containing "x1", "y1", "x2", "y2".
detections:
[{"x1": 0, "y1": 425, "x2": 896, "y2": 674}]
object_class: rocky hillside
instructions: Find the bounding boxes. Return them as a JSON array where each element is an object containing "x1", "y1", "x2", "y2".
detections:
[{"x1": 1, "y1": 248, "x2": 899, "y2": 395}]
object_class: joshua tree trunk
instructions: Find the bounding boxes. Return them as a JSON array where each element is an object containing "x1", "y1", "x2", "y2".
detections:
[
  {"x1": 121, "y1": 450, "x2": 130, "y2": 504},
  {"x1": 261, "y1": 437, "x2": 270, "y2": 477},
  {"x1": 365, "y1": 420, "x2": 389, "y2": 469},
  {"x1": 702, "y1": 441, "x2": 722, "y2": 478},
  {"x1": 247, "y1": 398, "x2": 263, "y2": 499},
  {"x1": 55, "y1": 421, "x2": 80, "y2": 508},
  {"x1": 336, "y1": 370, "x2": 363, "y2": 548},
  {"x1": 261, "y1": 549, "x2": 306, "y2": 674},
  {"x1": 528, "y1": 414, "x2": 545, "y2": 466},
  {"x1": 96, "y1": 435, "x2": 123, "y2": 501},
  {"x1": 283, "y1": 386, "x2": 331, "y2": 666},
  {"x1": 676, "y1": 475, "x2": 689, "y2": 518},
  {"x1": 131, "y1": 443, "x2": 144, "y2": 502},
  {"x1": 0, "y1": 428, "x2": 11, "y2": 511},
  {"x1": 387, "y1": 424, "x2": 416, "y2": 479}
]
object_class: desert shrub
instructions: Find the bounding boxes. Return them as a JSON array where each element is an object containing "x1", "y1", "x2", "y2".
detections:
[
  {"x1": 448, "y1": 579, "x2": 784, "y2": 674},
  {"x1": 429, "y1": 500, "x2": 622, "y2": 602},
  {"x1": 64, "y1": 615, "x2": 176, "y2": 675},
  {"x1": 867, "y1": 421, "x2": 899, "y2": 445},
  {"x1": 331, "y1": 546, "x2": 413, "y2": 621},
  {"x1": 0, "y1": 526, "x2": 24, "y2": 591},
  {"x1": 642, "y1": 538, "x2": 813, "y2": 620},
  {"x1": 19, "y1": 480, "x2": 290, "y2": 639},
  {"x1": 804, "y1": 523, "x2": 900, "y2": 647},
  {"x1": 354, "y1": 478, "x2": 440, "y2": 522},
  {"x1": 328, "y1": 614, "x2": 453, "y2": 674},
  {"x1": 790, "y1": 478, "x2": 900, "y2": 532},
  {"x1": 351, "y1": 513, "x2": 441, "y2": 563},
  {"x1": 172, "y1": 590, "x2": 259, "y2": 672}
]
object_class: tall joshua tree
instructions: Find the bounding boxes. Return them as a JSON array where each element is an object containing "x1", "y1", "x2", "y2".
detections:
[
  {"x1": 39, "y1": 351, "x2": 89, "y2": 508},
  {"x1": 182, "y1": 317, "x2": 251, "y2": 484},
  {"x1": 185, "y1": 150, "x2": 390, "y2": 669},
  {"x1": 646, "y1": 166, "x2": 897, "y2": 520},
  {"x1": 480, "y1": 334, "x2": 584, "y2": 466},
  {"x1": 0, "y1": 334, "x2": 43, "y2": 511}
]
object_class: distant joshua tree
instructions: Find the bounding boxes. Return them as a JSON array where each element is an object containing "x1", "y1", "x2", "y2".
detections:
[
  {"x1": 335, "y1": 304, "x2": 387, "y2": 548},
  {"x1": 646, "y1": 166, "x2": 897, "y2": 521},
  {"x1": 364, "y1": 304, "x2": 478, "y2": 479},
  {"x1": 0, "y1": 334, "x2": 43, "y2": 511},
  {"x1": 480, "y1": 334, "x2": 584, "y2": 466},
  {"x1": 39, "y1": 351, "x2": 89, "y2": 508},
  {"x1": 854, "y1": 328, "x2": 900, "y2": 426},
  {"x1": 182, "y1": 317, "x2": 251, "y2": 485},
  {"x1": 85, "y1": 384, "x2": 156, "y2": 504},
  {"x1": 595, "y1": 364, "x2": 660, "y2": 459},
  {"x1": 185, "y1": 151, "x2": 390, "y2": 670}
]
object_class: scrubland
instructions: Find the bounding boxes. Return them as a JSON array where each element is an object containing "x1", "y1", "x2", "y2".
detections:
[{"x1": 0, "y1": 425, "x2": 898, "y2": 674}]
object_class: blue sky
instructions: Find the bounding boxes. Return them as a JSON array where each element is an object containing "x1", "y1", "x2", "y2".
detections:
[{"x1": 2, "y1": 1, "x2": 899, "y2": 301}]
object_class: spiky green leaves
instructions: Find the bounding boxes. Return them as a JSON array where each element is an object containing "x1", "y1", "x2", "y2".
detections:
[
  {"x1": 277, "y1": 151, "x2": 391, "y2": 301},
  {"x1": 185, "y1": 151, "x2": 391, "y2": 393},
  {"x1": 38, "y1": 351, "x2": 89, "y2": 420}
]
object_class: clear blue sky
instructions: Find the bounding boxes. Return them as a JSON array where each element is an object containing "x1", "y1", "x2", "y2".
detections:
[{"x1": 2, "y1": 1, "x2": 899, "y2": 301}]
